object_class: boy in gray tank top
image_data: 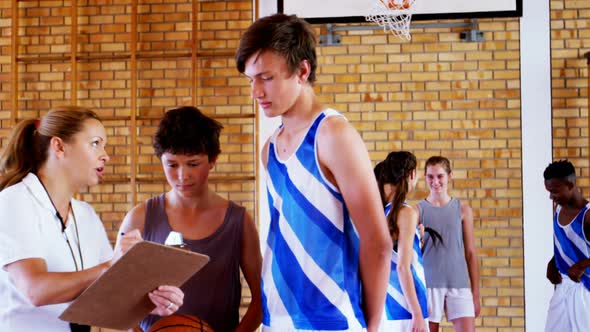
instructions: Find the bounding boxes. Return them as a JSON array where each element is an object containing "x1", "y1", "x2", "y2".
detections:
[
  {"x1": 417, "y1": 156, "x2": 480, "y2": 332},
  {"x1": 116, "y1": 107, "x2": 263, "y2": 332}
]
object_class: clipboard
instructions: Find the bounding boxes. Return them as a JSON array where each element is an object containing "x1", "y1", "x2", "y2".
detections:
[{"x1": 59, "y1": 241, "x2": 209, "y2": 330}]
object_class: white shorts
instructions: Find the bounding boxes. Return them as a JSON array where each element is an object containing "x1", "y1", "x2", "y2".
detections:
[
  {"x1": 380, "y1": 318, "x2": 430, "y2": 332},
  {"x1": 545, "y1": 275, "x2": 590, "y2": 332},
  {"x1": 426, "y1": 288, "x2": 475, "y2": 323},
  {"x1": 262, "y1": 325, "x2": 366, "y2": 332}
]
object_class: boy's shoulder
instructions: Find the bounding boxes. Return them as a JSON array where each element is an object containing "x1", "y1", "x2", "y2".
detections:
[
  {"x1": 559, "y1": 201, "x2": 589, "y2": 215},
  {"x1": 582, "y1": 201, "x2": 590, "y2": 222},
  {"x1": 555, "y1": 202, "x2": 590, "y2": 227},
  {"x1": 316, "y1": 110, "x2": 349, "y2": 135},
  {"x1": 316, "y1": 113, "x2": 361, "y2": 155}
]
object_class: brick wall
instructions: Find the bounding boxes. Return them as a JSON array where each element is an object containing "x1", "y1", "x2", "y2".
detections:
[
  {"x1": 550, "y1": 0, "x2": 590, "y2": 192},
  {"x1": 1, "y1": 1, "x2": 255, "y2": 231},
  {"x1": 0, "y1": 1, "x2": 12, "y2": 147}
]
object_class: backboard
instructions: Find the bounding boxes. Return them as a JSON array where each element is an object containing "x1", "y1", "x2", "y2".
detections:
[{"x1": 277, "y1": 0, "x2": 522, "y2": 23}]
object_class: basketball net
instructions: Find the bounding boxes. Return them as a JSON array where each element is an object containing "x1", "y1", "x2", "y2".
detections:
[{"x1": 365, "y1": 0, "x2": 416, "y2": 40}]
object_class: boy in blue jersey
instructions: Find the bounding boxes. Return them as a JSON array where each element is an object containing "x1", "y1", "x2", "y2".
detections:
[
  {"x1": 543, "y1": 160, "x2": 590, "y2": 332},
  {"x1": 236, "y1": 14, "x2": 392, "y2": 332}
]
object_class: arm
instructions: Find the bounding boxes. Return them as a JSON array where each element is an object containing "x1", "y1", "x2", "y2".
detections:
[
  {"x1": 0, "y1": 199, "x2": 112, "y2": 306},
  {"x1": 567, "y1": 211, "x2": 590, "y2": 282},
  {"x1": 114, "y1": 203, "x2": 147, "y2": 262},
  {"x1": 118, "y1": 204, "x2": 184, "y2": 317},
  {"x1": 117, "y1": 203, "x2": 147, "y2": 242},
  {"x1": 567, "y1": 258, "x2": 590, "y2": 282},
  {"x1": 235, "y1": 212, "x2": 263, "y2": 332},
  {"x1": 546, "y1": 256, "x2": 562, "y2": 284},
  {"x1": 461, "y1": 202, "x2": 480, "y2": 317},
  {"x1": 396, "y1": 207, "x2": 426, "y2": 332},
  {"x1": 318, "y1": 117, "x2": 392, "y2": 332},
  {"x1": 5, "y1": 259, "x2": 111, "y2": 306},
  {"x1": 413, "y1": 205, "x2": 425, "y2": 247}
]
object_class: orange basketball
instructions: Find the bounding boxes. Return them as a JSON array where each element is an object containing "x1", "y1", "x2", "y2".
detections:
[
  {"x1": 387, "y1": 0, "x2": 411, "y2": 10},
  {"x1": 147, "y1": 314, "x2": 214, "y2": 332}
]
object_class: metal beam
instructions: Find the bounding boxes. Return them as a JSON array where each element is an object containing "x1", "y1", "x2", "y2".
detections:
[{"x1": 319, "y1": 19, "x2": 484, "y2": 46}]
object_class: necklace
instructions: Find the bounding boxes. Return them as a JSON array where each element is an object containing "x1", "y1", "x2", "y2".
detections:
[
  {"x1": 277, "y1": 135, "x2": 294, "y2": 154},
  {"x1": 276, "y1": 139, "x2": 288, "y2": 153},
  {"x1": 65, "y1": 206, "x2": 84, "y2": 271},
  {"x1": 38, "y1": 179, "x2": 84, "y2": 271}
]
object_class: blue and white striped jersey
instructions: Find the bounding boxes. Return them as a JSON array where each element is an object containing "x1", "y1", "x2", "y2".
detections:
[
  {"x1": 262, "y1": 109, "x2": 366, "y2": 331},
  {"x1": 383, "y1": 203, "x2": 428, "y2": 321},
  {"x1": 553, "y1": 204, "x2": 590, "y2": 291}
]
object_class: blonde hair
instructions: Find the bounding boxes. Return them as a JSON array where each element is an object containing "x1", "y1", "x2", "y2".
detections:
[{"x1": 0, "y1": 106, "x2": 100, "y2": 190}]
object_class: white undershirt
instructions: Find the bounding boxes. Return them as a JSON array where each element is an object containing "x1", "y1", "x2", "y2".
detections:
[{"x1": 0, "y1": 173, "x2": 113, "y2": 331}]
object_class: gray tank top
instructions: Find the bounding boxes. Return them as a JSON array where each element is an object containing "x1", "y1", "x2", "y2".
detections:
[
  {"x1": 139, "y1": 194, "x2": 245, "y2": 332},
  {"x1": 418, "y1": 198, "x2": 471, "y2": 288}
]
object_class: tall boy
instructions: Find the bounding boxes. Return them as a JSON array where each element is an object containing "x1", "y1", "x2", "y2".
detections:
[
  {"x1": 543, "y1": 160, "x2": 590, "y2": 332},
  {"x1": 236, "y1": 14, "x2": 392, "y2": 332}
]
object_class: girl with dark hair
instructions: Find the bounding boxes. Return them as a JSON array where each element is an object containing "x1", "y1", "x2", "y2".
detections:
[
  {"x1": 0, "y1": 106, "x2": 182, "y2": 332},
  {"x1": 417, "y1": 156, "x2": 480, "y2": 332},
  {"x1": 376, "y1": 151, "x2": 428, "y2": 332}
]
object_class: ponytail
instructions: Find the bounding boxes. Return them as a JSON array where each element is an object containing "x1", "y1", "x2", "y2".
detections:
[
  {"x1": 387, "y1": 176, "x2": 409, "y2": 241},
  {"x1": 0, "y1": 106, "x2": 100, "y2": 191},
  {"x1": 0, "y1": 119, "x2": 41, "y2": 190},
  {"x1": 374, "y1": 160, "x2": 387, "y2": 207}
]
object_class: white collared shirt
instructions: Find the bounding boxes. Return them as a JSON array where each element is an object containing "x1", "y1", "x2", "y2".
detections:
[{"x1": 0, "y1": 173, "x2": 113, "y2": 331}]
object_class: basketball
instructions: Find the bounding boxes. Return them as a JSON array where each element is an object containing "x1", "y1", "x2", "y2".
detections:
[
  {"x1": 147, "y1": 314, "x2": 214, "y2": 332},
  {"x1": 387, "y1": 0, "x2": 411, "y2": 10}
]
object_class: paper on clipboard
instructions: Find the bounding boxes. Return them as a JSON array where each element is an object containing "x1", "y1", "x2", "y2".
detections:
[{"x1": 59, "y1": 241, "x2": 209, "y2": 330}]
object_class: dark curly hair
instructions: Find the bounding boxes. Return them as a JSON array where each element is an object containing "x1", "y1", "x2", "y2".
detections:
[
  {"x1": 543, "y1": 159, "x2": 576, "y2": 182},
  {"x1": 153, "y1": 106, "x2": 223, "y2": 160},
  {"x1": 377, "y1": 151, "x2": 417, "y2": 240}
]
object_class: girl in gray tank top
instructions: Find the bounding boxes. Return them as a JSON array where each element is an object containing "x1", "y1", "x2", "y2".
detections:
[
  {"x1": 417, "y1": 156, "x2": 480, "y2": 332},
  {"x1": 418, "y1": 198, "x2": 470, "y2": 288}
]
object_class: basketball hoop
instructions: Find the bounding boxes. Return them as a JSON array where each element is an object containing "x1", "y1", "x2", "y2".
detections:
[{"x1": 366, "y1": 0, "x2": 416, "y2": 40}]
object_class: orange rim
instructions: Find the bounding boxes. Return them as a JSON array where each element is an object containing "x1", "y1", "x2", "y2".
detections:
[{"x1": 384, "y1": 0, "x2": 411, "y2": 10}]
